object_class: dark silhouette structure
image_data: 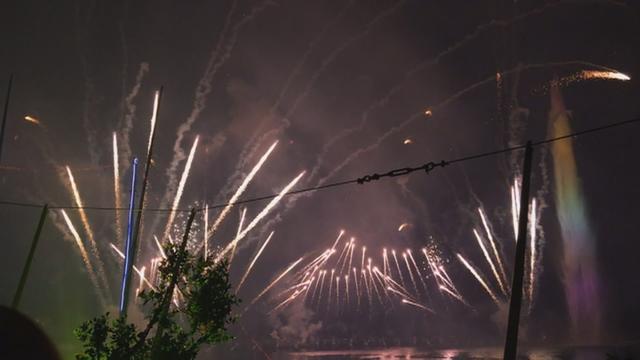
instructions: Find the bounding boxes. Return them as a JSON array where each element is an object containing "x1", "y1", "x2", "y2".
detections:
[{"x1": 0, "y1": 305, "x2": 61, "y2": 360}]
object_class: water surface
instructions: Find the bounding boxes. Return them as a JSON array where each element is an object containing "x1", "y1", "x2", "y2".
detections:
[{"x1": 274, "y1": 345, "x2": 639, "y2": 359}]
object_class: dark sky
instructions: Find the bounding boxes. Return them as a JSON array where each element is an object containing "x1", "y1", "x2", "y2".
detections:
[{"x1": 1, "y1": 0, "x2": 640, "y2": 357}]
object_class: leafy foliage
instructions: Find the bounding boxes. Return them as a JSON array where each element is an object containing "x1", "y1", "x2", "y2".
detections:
[{"x1": 74, "y1": 241, "x2": 240, "y2": 360}]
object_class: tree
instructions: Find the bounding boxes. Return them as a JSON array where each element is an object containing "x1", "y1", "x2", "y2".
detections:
[{"x1": 74, "y1": 240, "x2": 240, "y2": 360}]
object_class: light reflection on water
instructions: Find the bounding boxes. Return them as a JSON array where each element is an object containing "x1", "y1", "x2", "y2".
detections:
[{"x1": 279, "y1": 346, "x2": 638, "y2": 359}]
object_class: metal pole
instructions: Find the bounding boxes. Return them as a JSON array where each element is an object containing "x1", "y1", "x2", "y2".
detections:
[
  {"x1": 0, "y1": 74, "x2": 14, "y2": 163},
  {"x1": 122, "y1": 86, "x2": 162, "y2": 315},
  {"x1": 11, "y1": 204, "x2": 49, "y2": 309},
  {"x1": 503, "y1": 141, "x2": 533, "y2": 360},
  {"x1": 120, "y1": 158, "x2": 138, "y2": 315}
]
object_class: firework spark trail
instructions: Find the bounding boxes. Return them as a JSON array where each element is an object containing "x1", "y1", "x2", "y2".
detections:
[
  {"x1": 216, "y1": 171, "x2": 305, "y2": 261},
  {"x1": 271, "y1": 289, "x2": 302, "y2": 314},
  {"x1": 299, "y1": 250, "x2": 330, "y2": 277},
  {"x1": 309, "y1": 270, "x2": 322, "y2": 304},
  {"x1": 302, "y1": 276, "x2": 316, "y2": 302},
  {"x1": 162, "y1": 136, "x2": 200, "y2": 241},
  {"x1": 422, "y1": 248, "x2": 453, "y2": 294},
  {"x1": 315, "y1": 271, "x2": 329, "y2": 306},
  {"x1": 238, "y1": 0, "x2": 404, "y2": 181},
  {"x1": 149, "y1": 258, "x2": 158, "y2": 285},
  {"x1": 299, "y1": 270, "x2": 311, "y2": 285},
  {"x1": 353, "y1": 267, "x2": 360, "y2": 308},
  {"x1": 77, "y1": 50, "x2": 98, "y2": 166},
  {"x1": 371, "y1": 267, "x2": 391, "y2": 302},
  {"x1": 339, "y1": 241, "x2": 354, "y2": 275},
  {"x1": 120, "y1": 62, "x2": 149, "y2": 167},
  {"x1": 153, "y1": 235, "x2": 167, "y2": 259},
  {"x1": 346, "y1": 240, "x2": 355, "y2": 275},
  {"x1": 228, "y1": 207, "x2": 247, "y2": 268},
  {"x1": 269, "y1": 0, "x2": 355, "y2": 111},
  {"x1": 276, "y1": 280, "x2": 311, "y2": 299},
  {"x1": 386, "y1": 285, "x2": 410, "y2": 300},
  {"x1": 392, "y1": 250, "x2": 406, "y2": 288},
  {"x1": 380, "y1": 271, "x2": 413, "y2": 300},
  {"x1": 109, "y1": 243, "x2": 157, "y2": 291},
  {"x1": 514, "y1": 178, "x2": 522, "y2": 241},
  {"x1": 65, "y1": 166, "x2": 110, "y2": 295},
  {"x1": 308, "y1": 1, "x2": 607, "y2": 184},
  {"x1": 407, "y1": 250, "x2": 428, "y2": 292},
  {"x1": 249, "y1": 257, "x2": 303, "y2": 307},
  {"x1": 146, "y1": 91, "x2": 160, "y2": 155},
  {"x1": 206, "y1": 142, "x2": 278, "y2": 247},
  {"x1": 367, "y1": 265, "x2": 384, "y2": 305},
  {"x1": 163, "y1": 0, "x2": 273, "y2": 203},
  {"x1": 336, "y1": 277, "x2": 341, "y2": 312},
  {"x1": 439, "y1": 285, "x2": 469, "y2": 306},
  {"x1": 360, "y1": 246, "x2": 366, "y2": 270},
  {"x1": 429, "y1": 258, "x2": 465, "y2": 303},
  {"x1": 306, "y1": 254, "x2": 332, "y2": 282},
  {"x1": 402, "y1": 252, "x2": 419, "y2": 295},
  {"x1": 286, "y1": 1, "x2": 406, "y2": 124},
  {"x1": 296, "y1": 234, "x2": 340, "y2": 278},
  {"x1": 478, "y1": 207, "x2": 508, "y2": 285},
  {"x1": 438, "y1": 265, "x2": 459, "y2": 294},
  {"x1": 23, "y1": 115, "x2": 40, "y2": 125},
  {"x1": 402, "y1": 299, "x2": 433, "y2": 313},
  {"x1": 422, "y1": 249, "x2": 440, "y2": 286},
  {"x1": 317, "y1": 61, "x2": 619, "y2": 185},
  {"x1": 529, "y1": 198, "x2": 538, "y2": 303},
  {"x1": 315, "y1": 270, "x2": 327, "y2": 305},
  {"x1": 227, "y1": 0, "x2": 356, "y2": 184},
  {"x1": 203, "y1": 205, "x2": 209, "y2": 259},
  {"x1": 237, "y1": 231, "x2": 275, "y2": 293},
  {"x1": 382, "y1": 249, "x2": 387, "y2": 275},
  {"x1": 112, "y1": 132, "x2": 123, "y2": 247},
  {"x1": 345, "y1": 275, "x2": 350, "y2": 305},
  {"x1": 327, "y1": 269, "x2": 335, "y2": 310},
  {"x1": 581, "y1": 70, "x2": 630, "y2": 80},
  {"x1": 232, "y1": 2, "x2": 411, "y2": 243},
  {"x1": 511, "y1": 184, "x2": 519, "y2": 240},
  {"x1": 384, "y1": 278, "x2": 417, "y2": 304},
  {"x1": 545, "y1": 70, "x2": 631, "y2": 91},
  {"x1": 335, "y1": 240, "x2": 351, "y2": 271},
  {"x1": 61, "y1": 210, "x2": 105, "y2": 305},
  {"x1": 515, "y1": 179, "x2": 521, "y2": 216},
  {"x1": 473, "y1": 228, "x2": 507, "y2": 296},
  {"x1": 151, "y1": 257, "x2": 161, "y2": 285},
  {"x1": 425, "y1": 253, "x2": 459, "y2": 299},
  {"x1": 111, "y1": 243, "x2": 157, "y2": 291},
  {"x1": 457, "y1": 254, "x2": 500, "y2": 305},
  {"x1": 299, "y1": 249, "x2": 333, "y2": 284},
  {"x1": 301, "y1": 251, "x2": 328, "y2": 273},
  {"x1": 331, "y1": 230, "x2": 345, "y2": 250},
  {"x1": 362, "y1": 269, "x2": 372, "y2": 308}
]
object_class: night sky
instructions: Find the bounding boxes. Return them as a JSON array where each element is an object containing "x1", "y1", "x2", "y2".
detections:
[{"x1": 1, "y1": 0, "x2": 640, "y2": 358}]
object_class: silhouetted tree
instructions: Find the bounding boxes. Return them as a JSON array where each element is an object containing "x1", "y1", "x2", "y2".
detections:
[{"x1": 74, "y1": 240, "x2": 240, "y2": 360}]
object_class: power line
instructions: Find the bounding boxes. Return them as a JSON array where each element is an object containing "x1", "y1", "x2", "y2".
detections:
[{"x1": 0, "y1": 116, "x2": 638, "y2": 213}]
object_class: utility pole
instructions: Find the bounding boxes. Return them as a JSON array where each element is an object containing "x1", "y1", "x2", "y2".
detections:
[
  {"x1": 503, "y1": 141, "x2": 533, "y2": 360},
  {"x1": 0, "y1": 74, "x2": 13, "y2": 163},
  {"x1": 12, "y1": 204, "x2": 49, "y2": 309}
]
